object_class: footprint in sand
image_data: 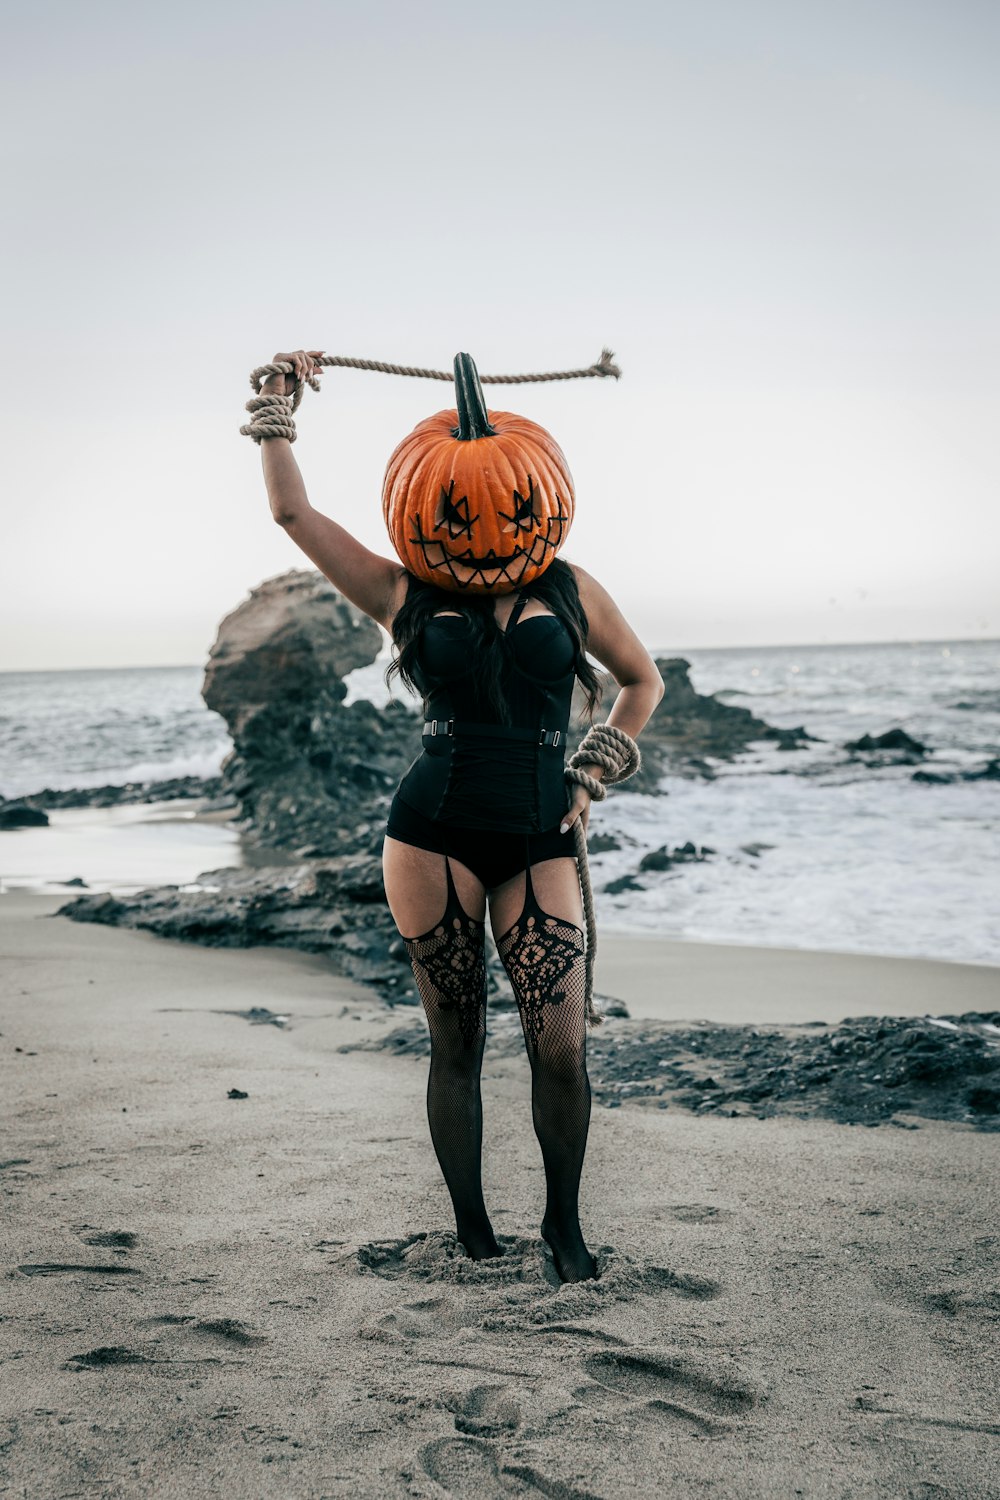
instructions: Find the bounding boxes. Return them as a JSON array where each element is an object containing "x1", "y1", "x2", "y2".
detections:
[
  {"x1": 577, "y1": 1349, "x2": 765, "y2": 1436},
  {"x1": 79, "y1": 1230, "x2": 138, "y2": 1251},
  {"x1": 638, "y1": 1265, "x2": 721, "y2": 1300},
  {"x1": 419, "y1": 1436, "x2": 503, "y2": 1493},
  {"x1": 16, "y1": 1263, "x2": 141, "y2": 1278},
  {"x1": 919, "y1": 1286, "x2": 1000, "y2": 1321},
  {"x1": 147, "y1": 1315, "x2": 266, "y2": 1347},
  {"x1": 663, "y1": 1203, "x2": 732, "y2": 1224},
  {"x1": 377, "y1": 1296, "x2": 472, "y2": 1340},
  {"x1": 357, "y1": 1233, "x2": 457, "y2": 1280},
  {"x1": 418, "y1": 1436, "x2": 602, "y2": 1500},
  {"x1": 444, "y1": 1384, "x2": 521, "y2": 1436},
  {"x1": 64, "y1": 1346, "x2": 151, "y2": 1370},
  {"x1": 521, "y1": 1322, "x2": 627, "y2": 1345}
]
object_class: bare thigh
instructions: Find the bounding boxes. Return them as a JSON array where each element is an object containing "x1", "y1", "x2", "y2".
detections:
[
  {"x1": 383, "y1": 835, "x2": 487, "y2": 937},
  {"x1": 488, "y1": 857, "x2": 583, "y2": 939}
]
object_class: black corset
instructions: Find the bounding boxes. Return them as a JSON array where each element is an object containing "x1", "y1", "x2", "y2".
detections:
[{"x1": 396, "y1": 600, "x2": 578, "y2": 833}]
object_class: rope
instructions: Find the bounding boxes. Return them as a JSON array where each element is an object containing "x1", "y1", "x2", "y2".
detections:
[
  {"x1": 565, "y1": 724, "x2": 642, "y2": 1029},
  {"x1": 239, "y1": 349, "x2": 621, "y2": 444}
]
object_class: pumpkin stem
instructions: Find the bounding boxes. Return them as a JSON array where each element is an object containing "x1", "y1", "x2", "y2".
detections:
[{"x1": 452, "y1": 353, "x2": 497, "y2": 440}]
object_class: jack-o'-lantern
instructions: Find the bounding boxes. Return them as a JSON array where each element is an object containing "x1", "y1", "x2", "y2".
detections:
[{"x1": 382, "y1": 353, "x2": 574, "y2": 593}]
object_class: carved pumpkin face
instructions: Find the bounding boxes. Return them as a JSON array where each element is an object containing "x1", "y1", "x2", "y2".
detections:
[{"x1": 381, "y1": 353, "x2": 574, "y2": 593}]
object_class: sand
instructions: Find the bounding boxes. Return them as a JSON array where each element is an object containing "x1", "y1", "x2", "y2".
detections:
[
  {"x1": 2, "y1": 890, "x2": 999, "y2": 1499},
  {"x1": 597, "y1": 931, "x2": 1000, "y2": 1025}
]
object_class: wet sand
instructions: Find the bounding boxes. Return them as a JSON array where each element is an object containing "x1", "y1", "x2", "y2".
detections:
[
  {"x1": 598, "y1": 931, "x2": 1000, "y2": 1024},
  {"x1": 2, "y1": 890, "x2": 998, "y2": 1498}
]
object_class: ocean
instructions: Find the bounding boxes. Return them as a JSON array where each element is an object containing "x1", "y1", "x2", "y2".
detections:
[{"x1": 2, "y1": 640, "x2": 998, "y2": 966}]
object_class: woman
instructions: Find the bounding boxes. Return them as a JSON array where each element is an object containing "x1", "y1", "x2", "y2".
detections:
[{"x1": 256, "y1": 349, "x2": 664, "y2": 1283}]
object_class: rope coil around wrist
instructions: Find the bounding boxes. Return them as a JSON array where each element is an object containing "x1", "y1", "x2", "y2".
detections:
[
  {"x1": 239, "y1": 349, "x2": 621, "y2": 443},
  {"x1": 565, "y1": 724, "x2": 642, "y2": 1029}
]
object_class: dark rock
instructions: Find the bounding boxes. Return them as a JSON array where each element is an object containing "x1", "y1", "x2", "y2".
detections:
[
  {"x1": 351, "y1": 1010, "x2": 1000, "y2": 1131},
  {"x1": 16, "y1": 775, "x2": 226, "y2": 811},
  {"x1": 201, "y1": 569, "x2": 419, "y2": 856},
  {"x1": 217, "y1": 1007, "x2": 289, "y2": 1028},
  {"x1": 587, "y1": 832, "x2": 621, "y2": 853},
  {"x1": 845, "y1": 728, "x2": 927, "y2": 759},
  {"x1": 740, "y1": 842, "x2": 775, "y2": 858},
  {"x1": 587, "y1": 657, "x2": 817, "y2": 787},
  {"x1": 227, "y1": 1088, "x2": 249, "y2": 1100},
  {"x1": 638, "y1": 841, "x2": 714, "y2": 872},
  {"x1": 58, "y1": 861, "x2": 411, "y2": 1000},
  {"x1": 54, "y1": 892, "x2": 130, "y2": 925},
  {"x1": 0, "y1": 801, "x2": 49, "y2": 828},
  {"x1": 951, "y1": 692, "x2": 1000, "y2": 712},
  {"x1": 603, "y1": 874, "x2": 646, "y2": 895},
  {"x1": 61, "y1": 876, "x2": 89, "y2": 888},
  {"x1": 346, "y1": 1026, "x2": 431, "y2": 1060},
  {"x1": 912, "y1": 757, "x2": 1000, "y2": 786},
  {"x1": 965, "y1": 757, "x2": 1000, "y2": 782}
]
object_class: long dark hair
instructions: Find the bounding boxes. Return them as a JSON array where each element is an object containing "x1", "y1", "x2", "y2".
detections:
[{"x1": 385, "y1": 557, "x2": 602, "y2": 723}]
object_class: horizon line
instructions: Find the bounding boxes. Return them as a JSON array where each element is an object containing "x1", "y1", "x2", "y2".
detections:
[{"x1": 1, "y1": 632, "x2": 998, "y2": 675}]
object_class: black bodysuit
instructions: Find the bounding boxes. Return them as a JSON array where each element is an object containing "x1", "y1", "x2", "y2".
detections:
[
  {"x1": 386, "y1": 589, "x2": 578, "y2": 890},
  {"x1": 391, "y1": 583, "x2": 593, "y2": 1268}
]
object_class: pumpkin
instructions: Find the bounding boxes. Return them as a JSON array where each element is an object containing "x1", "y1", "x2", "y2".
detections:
[{"x1": 381, "y1": 353, "x2": 575, "y2": 593}]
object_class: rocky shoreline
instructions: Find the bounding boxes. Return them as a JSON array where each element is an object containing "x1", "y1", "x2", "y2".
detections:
[
  {"x1": 42, "y1": 568, "x2": 829, "y2": 998},
  {"x1": 8, "y1": 567, "x2": 996, "y2": 1131},
  {"x1": 348, "y1": 1008, "x2": 1000, "y2": 1132}
]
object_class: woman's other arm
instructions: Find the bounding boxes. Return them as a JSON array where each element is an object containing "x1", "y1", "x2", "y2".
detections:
[
  {"x1": 259, "y1": 349, "x2": 406, "y2": 631},
  {"x1": 558, "y1": 564, "x2": 664, "y2": 834},
  {"x1": 573, "y1": 564, "x2": 665, "y2": 743}
]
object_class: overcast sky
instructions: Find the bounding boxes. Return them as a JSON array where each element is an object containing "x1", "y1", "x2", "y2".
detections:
[{"x1": 2, "y1": 0, "x2": 997, "y2": 670}]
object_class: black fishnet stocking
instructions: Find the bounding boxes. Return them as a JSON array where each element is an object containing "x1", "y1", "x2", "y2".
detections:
[
  {"x1": 403, "y1": 859, "x2": 500, "y2": 1260},
  {"x1": 496, "y1": 866, "x2": 596, "y2": 1282}
]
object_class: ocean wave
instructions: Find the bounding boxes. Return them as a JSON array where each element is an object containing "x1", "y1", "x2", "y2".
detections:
[
  {"x1": 4, "y1": 742, "x2": 231, "y2": 799},
  {"x1": 591, "y1": 771, "x2": 1000, "y2": 967}
]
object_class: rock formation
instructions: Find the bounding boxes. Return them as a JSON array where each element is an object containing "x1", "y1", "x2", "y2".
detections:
[
  {"x1": 0, "y1": 801, "x2": 49, "y2": 828},
  {"x1": 844, "y1": 727, "x2": 928, "y2": 763},
  {"x1": 7, "y1": 775, "x2": 227, "y2": 813},
  {"x1": 349, "y1": 1009, "x2": 1000, "y2": 1130},
  {"x1": 594, "y1": 656, "x2": 814, "y2": 790},
  {"x1": 58, "y1": 571, "x2": 814, "y2": 999},
  {"x1": 61, "y1": 857, "x2": 412, "y2": 1002},
  {"x1": 201, "y1": 569, "x2": 419, "y2": 855}
]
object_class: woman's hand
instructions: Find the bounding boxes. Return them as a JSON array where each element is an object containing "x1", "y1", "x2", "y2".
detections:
[
  {"x1": 560, "y1": 783, "x2": 593, "y2": 837},
  {"x1": 264, "y1": 349, "x2": 325, "y2": 396}
]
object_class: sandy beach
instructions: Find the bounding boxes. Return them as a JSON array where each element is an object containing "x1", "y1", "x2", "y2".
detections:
[
  {"x1": 3, "y1": 889, "x2": 998, "y2": 1499},
  {"x1": 597, "y1": 931, "x2": 1000, "y2": 1025}
]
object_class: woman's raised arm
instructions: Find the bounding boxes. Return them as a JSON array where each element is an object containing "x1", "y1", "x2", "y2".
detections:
[{"x1": 259, "y1": 349, "x2": 407, "y2": 631}]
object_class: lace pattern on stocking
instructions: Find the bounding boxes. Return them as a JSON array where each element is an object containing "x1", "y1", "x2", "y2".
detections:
[
  {"x1": 404, "y1": 860, "x2": 487, "y2": 1050},
  {"x1": 496, "y1": 866, "x2": 586, "y2": 1052}
]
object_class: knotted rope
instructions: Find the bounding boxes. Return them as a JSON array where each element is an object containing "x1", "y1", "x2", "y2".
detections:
[
  {"x1": 565, "y1": 724, "x2": 642, "y2": 1029},
  {"x1": 239, "y1": 349, "x2": 621, "y2": 444}
]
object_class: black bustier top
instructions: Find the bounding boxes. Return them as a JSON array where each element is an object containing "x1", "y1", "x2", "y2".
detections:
[{"x1": 395, "y1": 591, "x2": 578, "y2": 833}]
